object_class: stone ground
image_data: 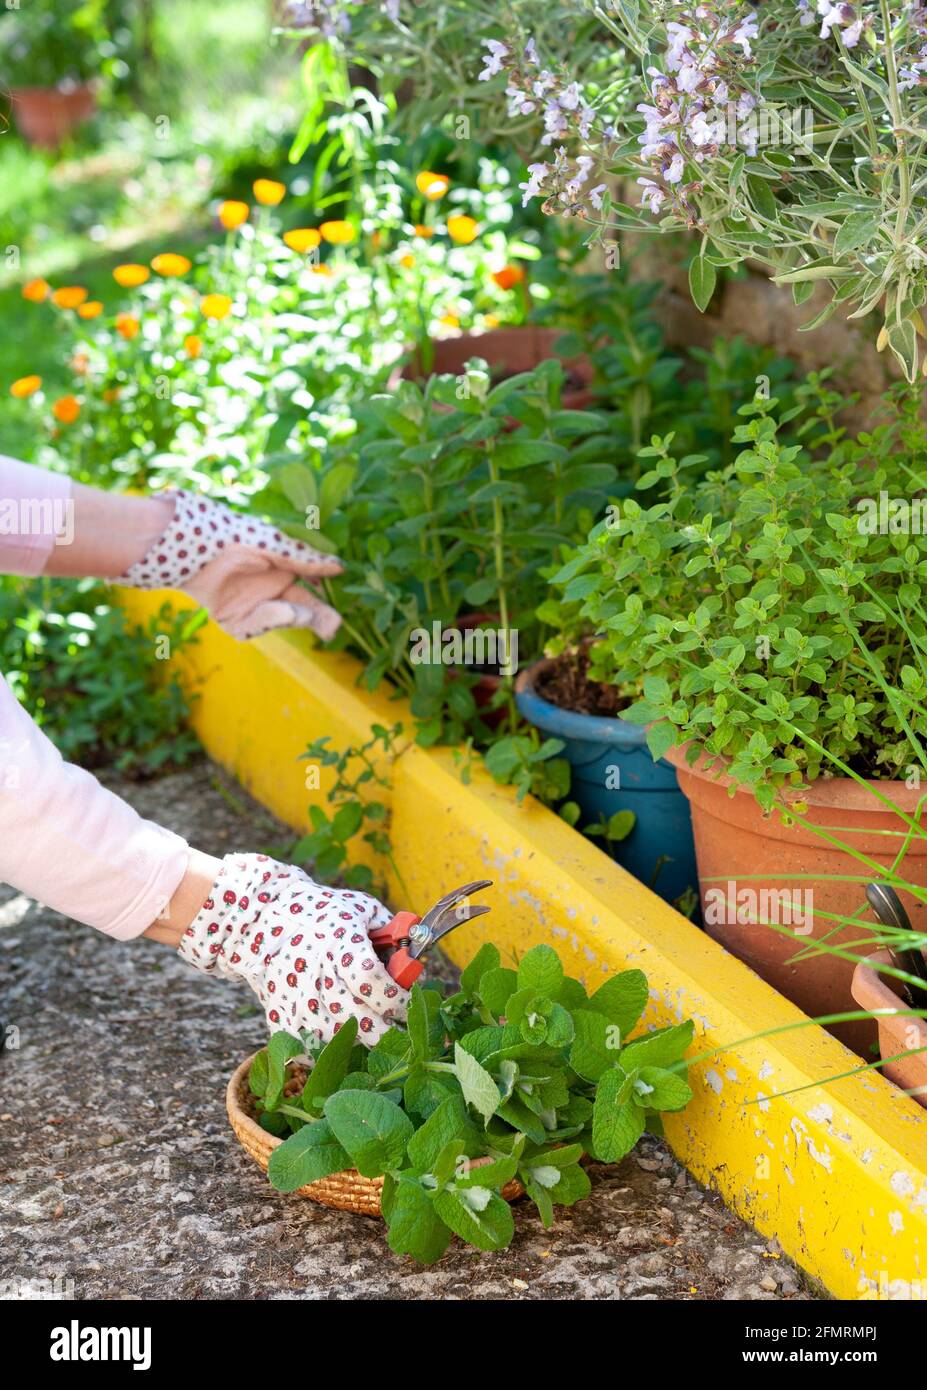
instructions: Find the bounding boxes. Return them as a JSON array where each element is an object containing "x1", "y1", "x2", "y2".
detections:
[{"x1": 0, "y1": 759, "x2": 814, "y2": 1301}]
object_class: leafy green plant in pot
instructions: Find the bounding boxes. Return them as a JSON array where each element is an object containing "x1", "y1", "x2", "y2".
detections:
[
  {"x1": 263, "y1": 358, "x2": 618, "y2": 765},
  {"x1": 235, "y1": 941, "x2": 694, "y2": 1262},
  {"x1": 541, "y1": 386, "x2": 927, "y2": 1052}
]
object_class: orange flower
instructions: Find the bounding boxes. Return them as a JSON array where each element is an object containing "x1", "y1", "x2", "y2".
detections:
[
  {"x1": 22, "y1": 278, "x2": 50, "y2": 302},
  {"x1": 219, "y1": 200, "x2": 249, "y2": 230},
  {"x1": 52, "y1": 395, "x2": 81, "y2": 424},
  {"x1": 10, "y1": 375, "x2": 41, "y2": 398},
  {"x1": 416, "y1": 171, "x2": 450, "y2": 200},
  {"x1": 184, "y1": 334, "x2": 203, "y2": 358},
  {"x1": 116, "y1": 313, "x2": 139, "y2": 340},
  {"x1": 310, "y1": 264, "x2": 334, "y2": 278},
  {"x1": 319, "y1": 221, "x2": 355, "y2": 245},
  {"x1": 103, "y1": 387, "x2": 121, "y2": 403},
  {"x1": 52, "y1": 286, "x2": 88, "y2": 310},
  {"x1": 413, "y1": 224, "x2": 434, "y2": 238},
  {"x1": 492, "y1": 265, "x2": 526, "y2": 291},
  {"x1": 370, "y1": 230, "x2": 383, "y2": 251},
  {"x1": 253, "y1": 178, "x2": 286, "y2": 206},
  {"x1": 113, "y1": 263, "x2": 150, "y2": 288},
  {"x1": 71, "y1": 353, "x2": 90, "y2": 374},
  {"x1": 78, "y1": 300, "x2": 103, "y2": 319},
  {"x1": 200, "y1": 293, "x2": 233, "y2": 320},
  {"x1": 440, "y1": 312, "x2": 461, "y2": 328},
  {"x1": 283, "y1": 228, "x2": 322, "y2": 253},
  {"x1": 399, "y1": 253, "x2": 416, "y2": 269},
  {"x1": 151, "y1": 253, "x2": 192, "y2": 277},
  {"x1": 447, "y1": 215, "x2": 479, "y2": 245}
]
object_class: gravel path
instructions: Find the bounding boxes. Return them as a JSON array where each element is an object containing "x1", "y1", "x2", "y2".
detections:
[{"x1": 0, "y1": 760, "x2": 813, "y2": 1301}]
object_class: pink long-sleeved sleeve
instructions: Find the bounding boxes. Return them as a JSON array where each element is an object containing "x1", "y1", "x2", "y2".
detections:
[
  {"x1": 0, "y1": 456, "x2": 190, "y2": 937},
  {"x1": 0, "y1": 674, "x2": 190, "y2": 939},
  {"x1": 0, "y1": 454, "x2": 73, "y2": 575}
]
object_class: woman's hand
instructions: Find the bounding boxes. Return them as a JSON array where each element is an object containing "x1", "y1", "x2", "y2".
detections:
[
  {"x1": 175, "y1": 853, "x2": 409, "y2": 1045},
  {"x1": 116, "y1": 488, "x2": 343, "y2": 641}
]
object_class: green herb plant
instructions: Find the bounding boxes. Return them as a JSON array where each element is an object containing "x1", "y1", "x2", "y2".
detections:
[
  {"x1": 0, "y1": 576, "x2": 202, "y2": 775},
  {"x1": 249, "y1": 940, "x2": 694, "y2": 1263},
  {"x1": 292, "y1": 723, "x2": 409, "y2": 896},
  {"x1": 542, "y1": 386, "x2": 927, "y2": 811}
]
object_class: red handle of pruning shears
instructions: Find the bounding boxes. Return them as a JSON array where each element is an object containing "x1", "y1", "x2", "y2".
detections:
[
  {"x1": 369, "y1": 911, "x2": 425, "y2": 989},
  {"x1": 369, "y1": 881, "x2": 493, "y2": 989}
]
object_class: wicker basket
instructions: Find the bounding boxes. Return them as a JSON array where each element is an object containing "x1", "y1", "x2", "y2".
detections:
[{"x1": 226, "y1": 1052, "x2": 524, "y2": 1217}]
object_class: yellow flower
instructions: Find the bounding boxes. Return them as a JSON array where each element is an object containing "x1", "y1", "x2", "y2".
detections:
[
  {"x1": 113, "y1": 263, "x2": 150, "y2": 288},
  {"x1": 399, "y1": 253, "x2": 416, "y2": 269},
  {"x1": 413, "y1": 224, "x2": 434, "y2": 238},
  {"x1": 253, "y1": 178, "x2": 286, "y2": 206},
  {"x1": 116, "y1": 313, "x2": 140, "y2": 340},
  {"x1": 151, "y1": 253, "x2": 192, "y2": 277},
  {"x1": 440, "y1": 312, "x2": 461, "y2": 328},
  {"x1": 22, "y1": 278, "x2": 50, "y2": 302},
  {"x1": 184, "y1": 334, "x2": 203, "y2": 358},
  {"x1": 52, "y1": 395, "x2": 81, "y2": 424},
  {"x1": 219, "y1": 200, "x2": 249, "y2": 230},
  {"x1": 78, "y1": 300, "x2": 103, "y2": 319},
  {"x1": 10, "y1": 375, "x2": 41, "y2": 398},
  {"x1": 447, "y1": 215, "x2": 479, "y2": 245},
  {"x1": 416, "y1": 171, "x2": 450, "y2": 200},
  {"x1": 484, "y1": 314, "x2": 501, "y2": 329},
  {"x1": 52, "y1": 286, "x2": 88, "y2": 310},
  {"x1": 320, "y1": 221, "x2": 355, "y2": 245},
  {"x1": 283, "y1": 228, "x2": 322, "y2": 253},
  {"x1": 200, "y1": 293, "x2": 233, "y2": 320},
  {"x1": 310, "y1": 264, "x2": 334, "y2": 278}
]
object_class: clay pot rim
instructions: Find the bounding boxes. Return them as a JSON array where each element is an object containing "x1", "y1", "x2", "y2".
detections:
[
  {"x1": 851, "y1": 950, "x2": 927, "y2": 1044},
  {"x1": 665, "y1": 740, "x2": 927, "y2": 815},
  {"x1": 515, "y1": 654, "x2": 645, "y2": 748}
]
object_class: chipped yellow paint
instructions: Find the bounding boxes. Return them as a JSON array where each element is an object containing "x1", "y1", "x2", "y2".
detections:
[{"x1": 121, "y1": 588, "x2": 927, "y2": 1300}]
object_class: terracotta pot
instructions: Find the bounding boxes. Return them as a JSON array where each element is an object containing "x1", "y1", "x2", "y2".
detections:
[
  {"x1": 400, "y1": 326, "x2": 596, "y2": 410},
  {"x1": 11, "y1": 84, "x2": 96, "y2": 148},
  {"x1": 851, "y1": 951, "x2": 927, "y2": 1106},
  {"x1": 666, "y1": 745, "x2": 927, "y2": 1053}
]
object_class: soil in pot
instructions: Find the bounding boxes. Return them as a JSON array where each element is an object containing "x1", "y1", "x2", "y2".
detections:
[
  {"x1": 534, "y1": 644, "x2": 626, "y2": 718},
  {"x1": 515, "y1": 649, "x2": 698, "y2": 908},
  {"x1": 667, "y1": 747, "x2": 927, "y2": 1055}
]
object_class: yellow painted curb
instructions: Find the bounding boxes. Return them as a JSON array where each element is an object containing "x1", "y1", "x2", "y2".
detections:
[{"x1": 122, "y1": 587, "x2": 927, "y2": 1300}]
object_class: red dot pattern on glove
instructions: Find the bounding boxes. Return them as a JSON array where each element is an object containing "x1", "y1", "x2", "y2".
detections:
[
  {"x1": 177, "y1": 853, "x2": 409, "y2": 1049},
  {"x1": 114, "y1": 488, "x2": 311, "y2": 591}
]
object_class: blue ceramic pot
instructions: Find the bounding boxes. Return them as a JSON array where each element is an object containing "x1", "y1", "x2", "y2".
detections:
[{"x1": 515, "y1": 657, "x2": 697, "y2": 906}]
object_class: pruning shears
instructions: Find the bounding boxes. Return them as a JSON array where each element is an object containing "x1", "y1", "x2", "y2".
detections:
[
  {"x1": 370, "y1": 879, "x2": 493, "y2": 988},
  {"x1": 865, "y1": 882, "x2": 927, "y2": 1009}
]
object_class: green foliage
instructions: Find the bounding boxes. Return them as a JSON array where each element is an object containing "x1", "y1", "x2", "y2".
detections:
[
  {"x1": 542, "y1": 385, "x2": 927, "y2": 808},
  {"x1": 0, "y1": 576, "x2": 202, "y2": 774},
  {"x1": 292, "y1": 723, "x2": 408, "y2": 893},
  {"x1": 249, "y1": 941, "x2": 694, "y2": 1263},
  {"x1": 0, "y1": 0, "x2": 139, "y2": 90}
]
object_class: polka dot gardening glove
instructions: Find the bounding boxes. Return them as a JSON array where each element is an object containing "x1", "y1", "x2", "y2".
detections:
[
  {"x1": 177, "y1": 853, "x2": 409, "y2": 1045},
  {"x1": 115, "y1": 488, "x2": 343, "y2": 642}
]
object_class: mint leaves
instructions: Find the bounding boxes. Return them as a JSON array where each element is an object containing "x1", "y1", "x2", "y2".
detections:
[{"x1": 248, "y1": 945, "x2": 694, "y2": 1263}]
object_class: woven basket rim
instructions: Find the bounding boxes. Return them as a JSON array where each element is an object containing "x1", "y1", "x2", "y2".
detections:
[{"x1": 226, "y1": 1050, "x2": 287, "y2": 1155}]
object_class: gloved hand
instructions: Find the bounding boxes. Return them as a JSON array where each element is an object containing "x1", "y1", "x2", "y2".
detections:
[
  {"x1": 178, "y1": 853, "x2": 409, "y2": 1045},
  {"x1": 116, "y1": 488, "x2": 342, "y2": 641}
]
